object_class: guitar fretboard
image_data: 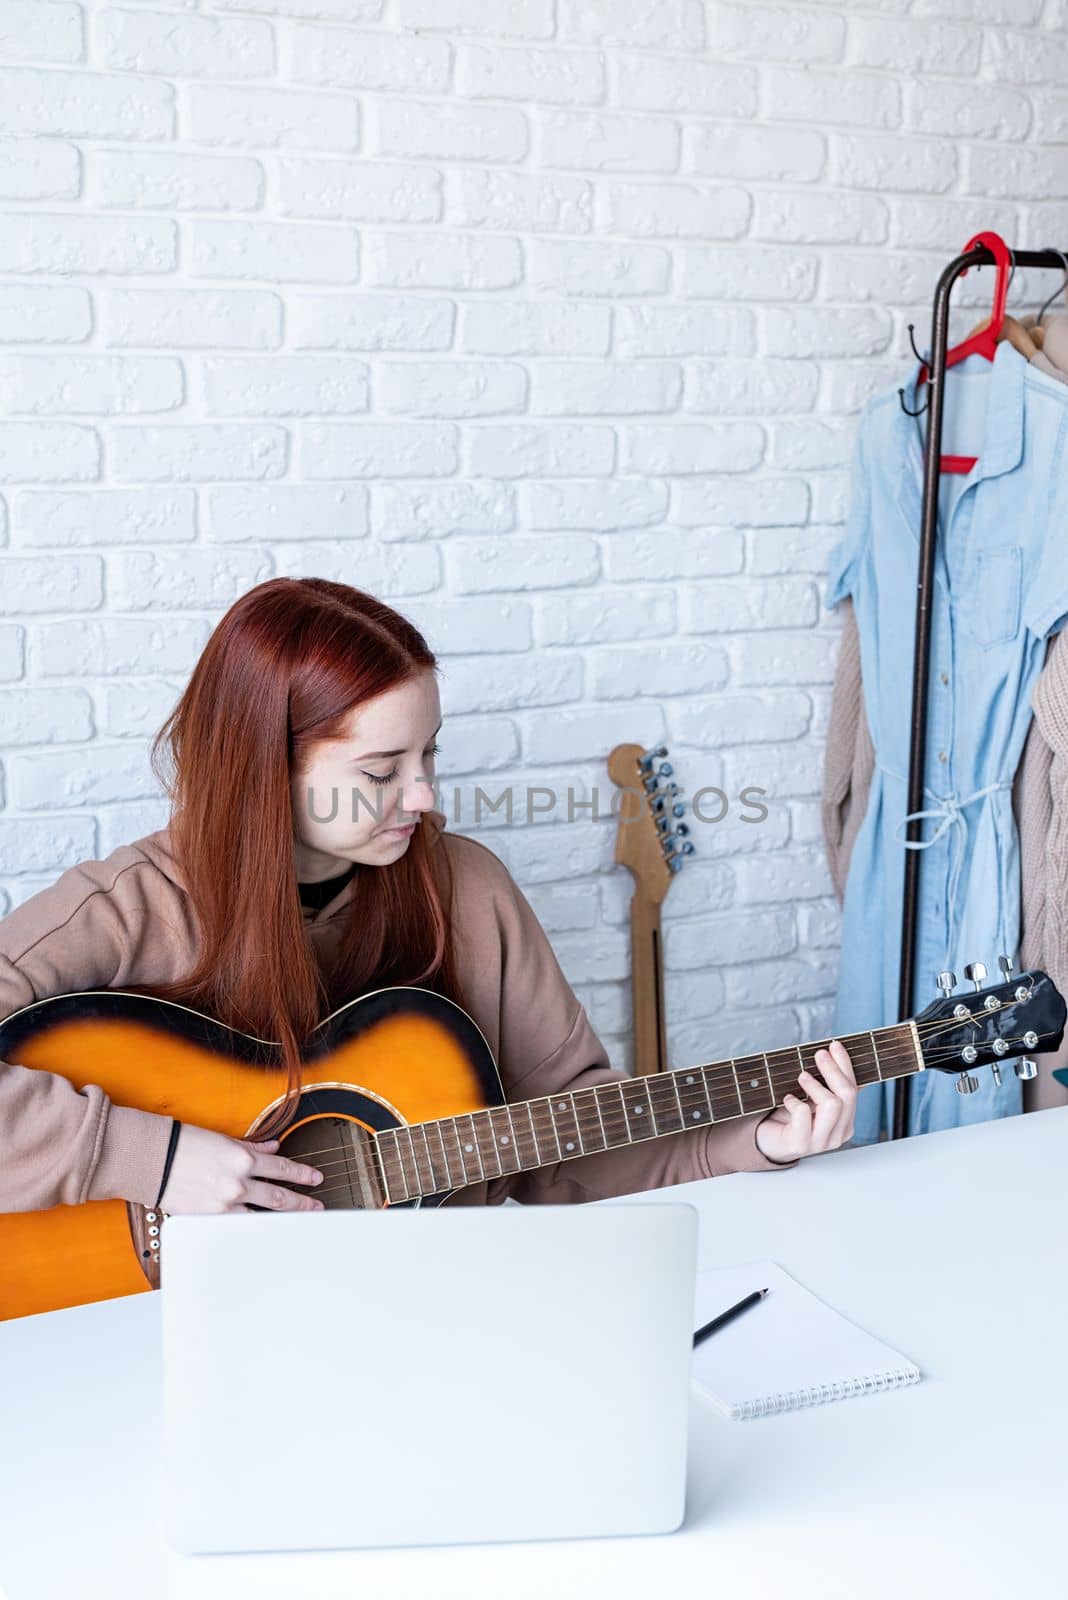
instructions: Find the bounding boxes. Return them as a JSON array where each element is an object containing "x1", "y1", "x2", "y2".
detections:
[{"x1": 375, "y1": 1021, "x2": 919, "y2": 1203}]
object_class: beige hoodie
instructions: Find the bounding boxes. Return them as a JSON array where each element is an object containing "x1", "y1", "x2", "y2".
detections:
[{"x1": 0, "y1": 814, "x2": 791, "y2": 1215}]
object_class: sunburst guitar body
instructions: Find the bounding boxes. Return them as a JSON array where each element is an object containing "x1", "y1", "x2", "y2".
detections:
[{"x1": 0, "y1": 985, "x2": 501, "y2": 1321}]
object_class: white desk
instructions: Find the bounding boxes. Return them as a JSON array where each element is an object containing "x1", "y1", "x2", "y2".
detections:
[{"x1": 2, "y1": 1107, "x2": 1066, "y2": 1600}]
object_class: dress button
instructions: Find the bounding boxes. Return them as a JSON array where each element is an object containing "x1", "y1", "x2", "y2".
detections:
[
  {"x1": 940, "y1": 671, "x2": 949, "y2": 685},
  {"x1": 938, "y1": 750, "x2": 948, "y2": 763}
]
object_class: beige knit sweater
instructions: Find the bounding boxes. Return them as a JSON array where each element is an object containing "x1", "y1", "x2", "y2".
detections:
[{"x1": 821, "y1": 597, "x2": 1068, "y2": 1112}]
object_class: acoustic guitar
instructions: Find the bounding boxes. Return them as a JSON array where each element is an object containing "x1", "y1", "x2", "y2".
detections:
[{"x1": 0, "y1": 961, "x2": 1063, "y2": 1320}]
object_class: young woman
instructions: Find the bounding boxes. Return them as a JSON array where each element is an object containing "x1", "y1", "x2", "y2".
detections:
[{"x1": 0, "y1": 578, "x2": 856, "y2": 1218}]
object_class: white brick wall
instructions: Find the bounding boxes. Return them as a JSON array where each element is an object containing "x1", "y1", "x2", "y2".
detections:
[{"x1": 1, "y1": 0, "x2": 1065, "y2": 1074}]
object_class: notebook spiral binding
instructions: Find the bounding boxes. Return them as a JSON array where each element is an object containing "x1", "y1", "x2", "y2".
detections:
[{"x1": 735, "y1": 1366, "x2": 922, "y2": 1421}]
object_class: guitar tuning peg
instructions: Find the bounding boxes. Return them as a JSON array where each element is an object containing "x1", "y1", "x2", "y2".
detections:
[
  {"x1": 1014, "y1": 1058, "x2": 1038, "y2": 1080},
  {"x1": 663, "y1": 833, "x2": 695, "y2": 859},
  {"x1": 997, "y1": 954, "x2": 1014, "y2": 980},
  {"x1": 990, "y1": 1061, "x2": 1002, "y2": 1088},
  {"x1": 936, "y1": 970, "x2": 956, "y2": 997},
  {"x1": 657, "y1": 760, "x2": 673, "y2": 779},
  {"x1": 955, "y1": 1072, "x2": 980, "y2": 1095},
  {"x1": 638, "y1": 744, "x2": 668, "y2": 771},
  {"x1": 963, "y1": 961, "x2": 987, "y2": 991}
]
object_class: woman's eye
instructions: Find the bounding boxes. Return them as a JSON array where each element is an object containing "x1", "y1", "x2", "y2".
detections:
[{"x1": 362, "y1": 744, "x2": 440, "y2": 788}]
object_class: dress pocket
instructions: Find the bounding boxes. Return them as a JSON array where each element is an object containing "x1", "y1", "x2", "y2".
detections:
[{"x1": 966, "y1": 547, "x2": 1022, "y2": 646}]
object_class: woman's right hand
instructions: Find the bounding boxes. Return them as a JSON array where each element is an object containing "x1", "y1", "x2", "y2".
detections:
[{"x1": 156, "y1": 1123, "x2": 325, "y2": 1215}]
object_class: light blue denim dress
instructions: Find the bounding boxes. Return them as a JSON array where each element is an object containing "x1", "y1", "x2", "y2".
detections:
[{"x1": 825, "y1": 341, "x2": 1068, "y2": 1141}]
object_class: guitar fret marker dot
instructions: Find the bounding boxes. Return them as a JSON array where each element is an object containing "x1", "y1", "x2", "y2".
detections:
[
  {"x1": 685, "y1": 1075, "x2": 694, "y2": 1084},
  {"x1": 566, "y1": 1141, "x2": 575, "y2": 1151},
  {"x1": 635, "y1": 1106, "x2": 643, "y2": 1114},
  {"x1": 558, "y1": 1102, "x2": 567, "y2": 1111},
  {"x1": 750, "y1": 1079, "x2": 759, "y2": 1089},
  {"x1": 692, "y1": 1110, "x2": 701, "y2": 1120},
  {"x1": 501, "y1": 1134, "x2": 509, "y2": 1144},
  {"x1": 464, "y1": 1143, "x2": 473, "y2": 1153}
]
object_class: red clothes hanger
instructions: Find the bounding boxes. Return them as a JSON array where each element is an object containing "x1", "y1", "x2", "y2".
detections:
[{"x1": 916, "y1": 229, "x2": 1012, "y2": 474}]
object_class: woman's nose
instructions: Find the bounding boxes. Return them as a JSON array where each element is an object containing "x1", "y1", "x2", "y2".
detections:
[{"x1": 401, "y1": 778, "x2": 437, "y2": 814}]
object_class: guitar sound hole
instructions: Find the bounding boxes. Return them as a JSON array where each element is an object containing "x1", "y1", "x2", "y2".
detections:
[{"x1": 269, "y1": 1115, "x2": 388, "y2": 1211}]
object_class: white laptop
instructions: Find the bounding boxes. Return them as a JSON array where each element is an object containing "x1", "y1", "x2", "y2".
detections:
[{"x1": 160, "y1": 1201, "x2": 698, "y2": 1554}]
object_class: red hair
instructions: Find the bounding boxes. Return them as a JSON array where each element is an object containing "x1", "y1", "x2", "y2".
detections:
[{"x1": 125, "y1": 577, "x2": 461, "y2": 1139}]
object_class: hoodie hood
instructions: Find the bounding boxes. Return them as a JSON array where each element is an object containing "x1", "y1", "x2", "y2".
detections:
[{"x1": 130, "y1": 811, "x2": 449, "y2": 927}]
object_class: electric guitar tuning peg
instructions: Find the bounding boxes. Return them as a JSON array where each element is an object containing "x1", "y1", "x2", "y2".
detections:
[
  {"x1": 664, "y1": 831, "x2": 695, "y2": 860},
  {"x1": 1014, "y1": 1058, "x2": 1038, "y2": 1080},
  {"x1": 956, "y1": 1072, "x2": 980, "y2": 1095},
  {"x1": 936, "y1": 970, "x2": 956, "y2": 997},
  {"x1": 963, "y1": 961, "x2": 987, "y2": 991},
  {"x1": 997, "y1": 954, "x2": 1014, "y2": 980},
  {"x1": 650, "y1": 784, "x2": 683, "y2": 816}
]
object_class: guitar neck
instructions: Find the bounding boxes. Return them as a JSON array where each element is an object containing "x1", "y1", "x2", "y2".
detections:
[
  {"x1": 375, "y1": 1019, "x2": 921, "y2": 1205},
  {"x1": 630, "y1": 894, "x2": 667, "y2": 1078}
]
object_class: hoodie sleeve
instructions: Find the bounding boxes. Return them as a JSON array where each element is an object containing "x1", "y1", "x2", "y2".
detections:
[
  {"x1": 474, "y1": 857, "x2": 797, "y2": 1205},
  {"x1": 0, "y1": 865, "x2": 176, "y2": 1214}
]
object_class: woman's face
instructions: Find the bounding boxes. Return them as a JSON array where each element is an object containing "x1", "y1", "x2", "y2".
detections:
[{"x1": 291, "y1": 672, "x2": 442, "y2": 881}]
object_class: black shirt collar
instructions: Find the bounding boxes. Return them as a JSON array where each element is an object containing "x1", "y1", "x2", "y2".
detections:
[{"x1": 297, "y1": 861, "x2": 357, "y2": 912}]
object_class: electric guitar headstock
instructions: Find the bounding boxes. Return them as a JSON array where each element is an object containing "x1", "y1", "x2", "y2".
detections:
[
  {"x1": 607, "y1": 741, "x2": 695, "y2": 906},
  {"x1": 915, "y1": 958, "x2": 1066, "y2": 1091}
]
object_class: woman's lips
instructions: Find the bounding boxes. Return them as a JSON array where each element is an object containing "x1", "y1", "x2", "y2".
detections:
[{"x1": 381, "y1": 821, "x2": 416, "y2": 836}]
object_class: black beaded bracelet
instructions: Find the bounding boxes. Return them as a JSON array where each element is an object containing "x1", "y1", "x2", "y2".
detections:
[{"x1": 154, "y1": 1118, "x2": 182, "y2": 1211}]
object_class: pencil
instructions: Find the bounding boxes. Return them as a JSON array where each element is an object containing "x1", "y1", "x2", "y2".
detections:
[{"x1": 693, "y1": 1287, "x2": 769, "y2": 1348}]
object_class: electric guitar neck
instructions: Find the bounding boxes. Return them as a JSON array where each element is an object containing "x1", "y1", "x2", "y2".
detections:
[{"x1": 607, "y1": 740, "x2": 694, "y2": 1077}]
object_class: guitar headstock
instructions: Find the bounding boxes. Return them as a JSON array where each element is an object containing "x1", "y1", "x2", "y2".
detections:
[
  {"x1": 915, "y1": 958, "x2": 1066, "y2": 1091},
  {"x1": 607, "y1": 741, "x2": 695, "y2": 905}
]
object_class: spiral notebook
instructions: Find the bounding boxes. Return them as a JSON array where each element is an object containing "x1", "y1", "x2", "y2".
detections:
[{"x1": 692, "y1": 1260, "x2": 921, "y2": 1421}]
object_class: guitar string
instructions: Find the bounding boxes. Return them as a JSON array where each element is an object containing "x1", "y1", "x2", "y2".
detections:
[
  {"x1": 232, "y1": 995, "x2": 1042, "y2": 1152},
  {"x1": 269, "y1": 1033, "x2": 1039, "y2": 1201},
  {"x1": 275, "y1": 998, "x2": 1043, "y2": 1148},
  {"x1": 266, "y1": 1038, "x2": 1040, "y2": 1176},
  {"x1": 296, "y1": 1052, "x2": 995, "y2": 1211},
  {"x1": 263, "y1": 1052, "x2": 917, "y2": 1173},
  {"x1": 255, "y1": 1013, "x2": 1040, "y2": 1169}
]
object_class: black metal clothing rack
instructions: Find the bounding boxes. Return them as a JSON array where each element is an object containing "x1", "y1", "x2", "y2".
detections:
[{"x1": 892, "y1": 244, "x2": 1068, "y2": 1141}]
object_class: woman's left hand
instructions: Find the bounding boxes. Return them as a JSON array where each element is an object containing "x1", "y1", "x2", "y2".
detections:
[{"x1": 754, "y1": 1039, "x2": 858, "y2": 1164}]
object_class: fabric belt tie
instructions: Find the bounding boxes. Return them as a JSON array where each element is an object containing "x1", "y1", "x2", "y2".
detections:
[{"x1": 891, "y1": 779, "x2": 1012, "y2": 966}]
